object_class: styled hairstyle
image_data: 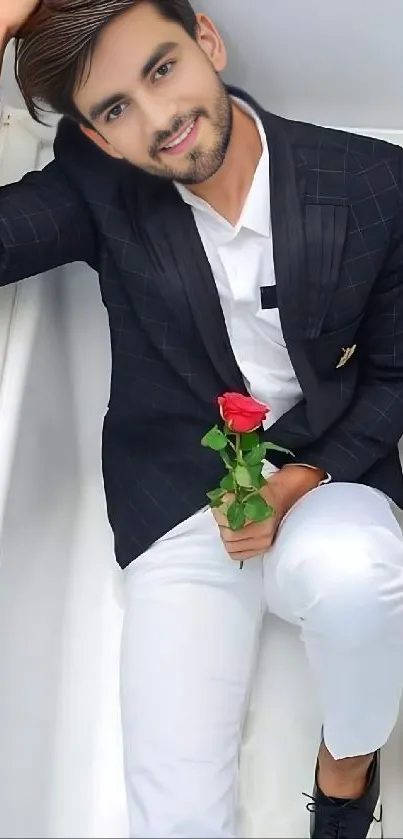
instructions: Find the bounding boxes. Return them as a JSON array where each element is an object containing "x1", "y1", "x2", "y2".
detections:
[{"x1": 14, "y1": 0, "x2": 198, "y2": 125}]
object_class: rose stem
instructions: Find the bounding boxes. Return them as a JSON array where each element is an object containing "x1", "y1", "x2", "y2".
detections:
[{"x1": 235, "y1": 432, "x2": 244, "y2": 570}]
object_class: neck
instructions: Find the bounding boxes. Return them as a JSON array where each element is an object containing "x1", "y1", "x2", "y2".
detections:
[{"x1": 188, "y1": 102, "x2": 263, "y2": 225}]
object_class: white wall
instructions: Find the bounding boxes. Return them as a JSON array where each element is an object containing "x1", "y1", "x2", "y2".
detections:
[
  {"x1": 0, "y1": 127, "x2": 120, "y2": 838},
  {"x1": 2, "y1": 1, "x2": 403, "y2": 129},
  {"x1": 0, "y1": 274, "x2": 81, "y2": 837},
  {"x1": 203, "y1": 0, "x2": 403, "y2": 128}
]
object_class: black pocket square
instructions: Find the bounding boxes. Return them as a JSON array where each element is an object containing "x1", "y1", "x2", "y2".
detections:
[{"x1": 260, "y1": 286, "x2": 278, "y2": 310}]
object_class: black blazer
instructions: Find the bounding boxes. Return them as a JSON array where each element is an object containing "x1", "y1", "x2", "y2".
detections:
[{"x1": 1, "y1": 86, "x2": 403, "y2": 568}]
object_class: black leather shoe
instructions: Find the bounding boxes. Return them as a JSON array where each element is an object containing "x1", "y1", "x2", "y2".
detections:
[{"x1": 305, "y1": 751, "x2": 382, "y2": 838}]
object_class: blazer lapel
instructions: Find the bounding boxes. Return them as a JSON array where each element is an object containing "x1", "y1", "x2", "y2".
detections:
[
  {"x1": 258, "y1": 109, "x2": 316, "y2": 400},
  {"x1": 263, "y1": 111, "x2": 308, "y2": 340},
  {"x1": 259, "y1": 108, "x2": 349, "y2": 359},
  {"x1": 304, "y1": 203, "x2": 349, "y2": 338},
  {"x1": 121, "y1": 171, "x2": 246, "y2": 394},
  {"x1": 257, "y1": 106, "x2": 349, "y2": 340}
]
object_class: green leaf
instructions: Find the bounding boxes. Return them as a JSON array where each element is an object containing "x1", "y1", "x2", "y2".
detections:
[
  {"x1": 206, "y1": 488, "x2": 226, "y2": 508},
  {"x1": 227, "y1": 501, "x2": 246, "y2": 531},
  {"x1": 220, "y1": 448, "x2": 236, "y2": 467},
  {"x1": 244, "y1": 494, "x2": 275, "y2": 523},
  {"x1": 220, "y1": 473, "x2": 236, "y2": 492},
  {"x1": 201, "y1": 426, "x2": 228, "y2": 451},
  {"x1": 244, "y1": 444, "x2": 267, "y2": 466},
  {"x1": 240, "y1": 431, "x2": 260, "y2": 451},
  {"x1": 236, "y1": 486, "x2": 252, "y2": 503},
  {"x1": 234, "y1": 464, "x2": 253, "y2": 488},
  {"x1": 248, "y1": 464, "x2": 265, "y2": 489},
  {"x1": 264, "y1": 442, "x2": 294, "y2": 457}
]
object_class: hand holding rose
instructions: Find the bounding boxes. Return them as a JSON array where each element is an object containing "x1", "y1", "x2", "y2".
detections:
[
  {"x1": 201, "y1": 392, "x2": 292, "y2": 566},
  {"x1": 213, "y1": 464, "x2": 326, "y2": 561},
  {"x1": 202, "y1": 392, "x2": 325, "y2": 565}
]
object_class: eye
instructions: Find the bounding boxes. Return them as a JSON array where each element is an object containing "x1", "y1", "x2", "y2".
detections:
[
  {"x1": 153, "y1": 61, "x2": 175, "y2": 82},
  {"x1": 105, "y1": 102, "x2": 128, "y2": 123}
]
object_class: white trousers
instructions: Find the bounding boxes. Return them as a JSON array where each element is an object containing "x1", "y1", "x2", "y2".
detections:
[{"x1": 120, "y1": 482, "x2": 403, "y2": 838}]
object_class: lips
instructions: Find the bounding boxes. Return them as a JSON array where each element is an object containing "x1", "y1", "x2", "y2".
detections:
[{"x1": 160, "y1": 118, "x2": 197, "y2": 153}]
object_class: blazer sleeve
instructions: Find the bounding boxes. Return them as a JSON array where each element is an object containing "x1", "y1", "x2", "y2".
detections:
[
  {"x1": 0, "y1": 160, "x2": 97, "y2": 284},
  {"x1": 295, "y1": 172, "x2": 403, "y2": 481}
]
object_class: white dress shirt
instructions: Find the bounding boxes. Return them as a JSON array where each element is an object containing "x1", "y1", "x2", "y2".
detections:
[{"x1": 176, "y1": 99, "x2": 303, "y2": 433}]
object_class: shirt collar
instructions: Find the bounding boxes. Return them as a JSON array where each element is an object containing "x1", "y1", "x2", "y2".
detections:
[{"x1": 175, "y1": 97, "x2": 271, "y2": 240}]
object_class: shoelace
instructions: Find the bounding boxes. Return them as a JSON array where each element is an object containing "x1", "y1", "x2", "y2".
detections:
[{"x1": 302, "y1": 793, "x2": 381, "y2": 839}]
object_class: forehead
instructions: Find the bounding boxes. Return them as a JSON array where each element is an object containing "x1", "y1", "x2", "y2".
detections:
[{"x1": 75, "y1": 3, "x2": 188, "y2": 107}]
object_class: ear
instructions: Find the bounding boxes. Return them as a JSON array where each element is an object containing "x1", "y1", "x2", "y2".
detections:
[
  {"x1": 195, "y1": 13, "x2": 227, "y2": 73},
  {"x1": 80, "y1": 124, "x2": 124, "y2": 160}
]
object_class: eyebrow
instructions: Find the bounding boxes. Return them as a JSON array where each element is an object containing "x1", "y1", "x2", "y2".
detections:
[{"x1": 88, "y1": 41, "x2": 178, "y2": 123}]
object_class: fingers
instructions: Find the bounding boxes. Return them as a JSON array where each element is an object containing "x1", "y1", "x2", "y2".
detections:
[
  {"x1": 229, "y1": 550, "x2": 264, "y2": 561},
  {"x1": 212, "y1": 500, "x2": 277, "y2": 561},
  {"x1": 217, "y1": 521, "x2": 277, "y2": 561},
  {"x1": 212, "y1": 494, "x2": 241, "y2": 528},
  {"x1": 219, "y1": 522, "x2": 272, "y2": 541},
  {"x1": 226, "y1": 542, "x2": 270, "y2": 560},
  {"x1": 220, "y1": 528, "x2": 275, "y2": 561},
  {"x1": 212, "y1": 508, "x2": 230, "y2": 527},
  {"x1": 213, "y1": 513, "x2": 254, "y2": 529}
]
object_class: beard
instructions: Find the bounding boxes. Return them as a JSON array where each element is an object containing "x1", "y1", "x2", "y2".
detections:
[{"x1": 143, "y1": 74, "x2": 233, "y2": 185}]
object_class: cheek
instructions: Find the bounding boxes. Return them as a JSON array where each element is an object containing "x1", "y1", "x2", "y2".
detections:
[
  {"x1": 105, "y1": 121, "x2": 147, "y2": 161},
  {"x1": 176, "y1": 66, "x2": 214, "y2": 103}
]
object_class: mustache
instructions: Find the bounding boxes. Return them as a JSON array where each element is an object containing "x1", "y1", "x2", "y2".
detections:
[{"x1": 149, "y1": 108, "x2": 208, "y2": 157}]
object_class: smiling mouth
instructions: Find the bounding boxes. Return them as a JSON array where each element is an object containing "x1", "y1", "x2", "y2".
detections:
[{"x1": 160, "y1": 118, "x2": 197, "y2": 152}]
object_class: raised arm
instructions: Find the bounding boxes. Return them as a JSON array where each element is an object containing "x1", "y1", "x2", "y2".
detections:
[
  {"x1": 0, "y1": 162, "x2": 97, "y2": 284},
  {"x1": 0, "y1": 6, "x2": 97, "y2": 283}
]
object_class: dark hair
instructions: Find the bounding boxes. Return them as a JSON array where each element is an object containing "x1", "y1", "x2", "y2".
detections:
[{"x1": 14, "y1": 0, "x2": 198, "y2": 125}]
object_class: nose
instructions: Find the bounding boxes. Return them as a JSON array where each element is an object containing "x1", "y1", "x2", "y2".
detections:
[{"x1": 136, "y1": 90, "x2": 178, "y2": 135}]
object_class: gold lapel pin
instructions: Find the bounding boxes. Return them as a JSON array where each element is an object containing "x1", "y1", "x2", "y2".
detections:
[{"x1": 336, "y1": 344, "x2": 357, "y2": 369}]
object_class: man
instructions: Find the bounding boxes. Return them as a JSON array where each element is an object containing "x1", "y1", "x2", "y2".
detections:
[{"x1": 1, "y1": 0, "x2": 403, "y2": 836}]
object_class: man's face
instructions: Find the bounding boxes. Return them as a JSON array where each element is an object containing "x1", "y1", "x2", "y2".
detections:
[{"x1": 75, "y1": 3, "x2": 233, "y2": 184}]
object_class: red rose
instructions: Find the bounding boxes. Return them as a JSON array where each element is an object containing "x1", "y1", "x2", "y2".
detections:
[{"x1": 218, "y1": 392, "x2": 269, "y2": 433}]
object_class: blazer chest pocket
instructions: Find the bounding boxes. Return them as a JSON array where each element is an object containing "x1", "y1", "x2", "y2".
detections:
[{"x1": 305, "y1": 315, "x2": 363, "y2": 376}]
